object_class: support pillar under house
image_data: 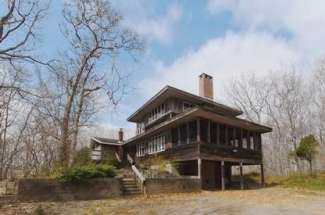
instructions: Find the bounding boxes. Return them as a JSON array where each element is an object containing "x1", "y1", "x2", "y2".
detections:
[
  {"x1": 221, "y1": 160, "x2": 225, "y2": 191},
  {"x1": 261, "y1": 163, "x2": 265, "y2": 187},
  {"x1": 240, "y1": 161, "x2": 244, "y2": 190},
  {"x1": 198, "y1": 158, "x2": 201, "y2": 179}
]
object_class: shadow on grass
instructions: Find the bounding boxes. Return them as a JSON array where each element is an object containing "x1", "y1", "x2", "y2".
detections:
[{"x1": 229, "y1": 172, "x2": 280, "y2": 190}]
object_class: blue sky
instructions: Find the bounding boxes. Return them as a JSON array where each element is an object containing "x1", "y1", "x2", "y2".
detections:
[{"x1": 39, "y1": 0, "x2": 325, "y2": 137}]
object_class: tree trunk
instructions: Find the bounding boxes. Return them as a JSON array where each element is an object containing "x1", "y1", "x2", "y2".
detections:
[
  {"x1": 60, "y1": 93, "x2": 74, "y2": 167},
  {"x1": 309, "y1": 159, "x2": 313, "y2": 176},
  {"x1": 60, "y1": 53, "x2": 94, "y2": 167},
  {"x1": 72, "y1": 91, "x2": 85, "y2": 159}
]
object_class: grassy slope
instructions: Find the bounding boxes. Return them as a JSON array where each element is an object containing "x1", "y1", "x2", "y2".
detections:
[{"x1": 266, "y1": 173, "x2": 325, "y2": 192}]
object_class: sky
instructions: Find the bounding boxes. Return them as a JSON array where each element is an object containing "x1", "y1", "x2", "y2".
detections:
[{"x1": 40, "y1": 0, "x2": 325, "y2": 138}]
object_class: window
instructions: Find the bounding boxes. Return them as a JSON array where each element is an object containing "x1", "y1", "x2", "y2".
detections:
[
  {"x1": 136, "y1": 143, "x2": 146, "y2": 157},
  {"x1": 148, "y1": 103, "x2": 167, "y2": 124},
  {"x1": 219, "y1": 124, "x2": 226, "y2": 145},
  {"x1": 235, "y1": 128, "x2": 241, "y2": 148},
  {"x1": 210, "y1": 122, "x2": 218, "y2": 144},
  {"x1": 147, "y1": 135, "x2": 166, "y2": 154},
  {"x1": 242, "y1": 130, "x2": 248, "y2": 149},
  {"x1": 183, "y1": 102, "x2": 194, "y2": 111},
  {"x1": 228, "y1": 126, "x2": 234, "y2": 146},
  {"x1": 171, "y1": 127, "x2": 178, "y2": 145},
  {"x1": 180, "y1": 124, "x2": 187, "y2": 144},
  {"x1": 189, "y1": 120, "x2": 197, "y2": 143},
  {"x1": 250, "y1": 135, "x2": 255, "y2": 150},
  {"x1": 200, "y1": 119, "x2": 208, "y2": 143},
  {"x1": 136, "y1": 123, "x2": 145, "y2": 134}
]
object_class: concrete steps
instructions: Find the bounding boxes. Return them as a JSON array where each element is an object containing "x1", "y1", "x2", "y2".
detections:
[{"x1": 121, "y1": 178, "x2": 142, "y2": 196}]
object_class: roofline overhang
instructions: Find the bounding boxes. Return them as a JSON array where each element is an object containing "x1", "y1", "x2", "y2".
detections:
[
  {"x1": 125, "y1": 107, "x2": 272, "y2": 144},
  {"x1": 90, "y1": 137, "x2": 125, "y2": 146},
  {"x1": 127, "y1": 86, "x2": 243, "y2": 122}
]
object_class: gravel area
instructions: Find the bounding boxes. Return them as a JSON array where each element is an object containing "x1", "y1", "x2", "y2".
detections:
[{"x1": 1, "y1": 187, "x2": 325, "y2": 215}]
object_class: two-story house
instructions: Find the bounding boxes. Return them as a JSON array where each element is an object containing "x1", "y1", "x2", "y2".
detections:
[{"x1": 91, "y1": 73, "x2": 272, "y2": 190}]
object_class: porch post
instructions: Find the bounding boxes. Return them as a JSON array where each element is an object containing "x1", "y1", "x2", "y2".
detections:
[
  {"x1": 198, "y1": 158, "x2": 201, "y2": 179},
  {"x1": 207, "y1": 120, "x2": 211, "y2": 144},
  {"x1": 221, "y1": 160, "x2": 225, "y2": 191},
  {"x1": 240, "y1": 161, "x2": 244, "y2": 190},
  {"x1": 261, "y1": 163, "x2": 265, "y2": 187},
  {"x1": 196, "y1": 118, "x2": 201, "y2": 143}
]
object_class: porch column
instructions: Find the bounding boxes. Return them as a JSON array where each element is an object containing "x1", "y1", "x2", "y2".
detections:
[
  {"x1": 196, "y1": 118, "x2": 201, "y2": 143},
  {"x1": 207, "y1": 120, "x2": 211, "y2": 144},
  {"x1": 240, "y1": 161, "x2": 244, "y2": 190},
  {"x1": 261, "y1": 163, "x2": 265, "y2": 187},
  {"x1": 221, "y1": 160, "x2": 225, "y2": 191},
  {"x1": 198, "y1": 158, "x2": 201, "y2": 179}
]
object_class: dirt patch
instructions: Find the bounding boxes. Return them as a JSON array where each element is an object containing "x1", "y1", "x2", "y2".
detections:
[{"x1": 1, "y1": 187, "x2": 325, "y2": 215}]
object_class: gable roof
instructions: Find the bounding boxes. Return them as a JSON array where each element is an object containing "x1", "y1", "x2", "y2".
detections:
[{"x1": 127, "y1": 85, "x2": 243, "y2": 122}]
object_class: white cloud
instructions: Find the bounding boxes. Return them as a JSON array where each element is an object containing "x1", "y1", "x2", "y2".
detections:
[
  {"x1": 114, "y1": 1, "x2": 182, "y2": 43},
  {"x1": 140, "y1": 31, "x2": 301, "y2": 102},
  {"x1": 207, "y1": 0, "x2": 325, "y2": 56},
  {"x1": 140, "y1": 1, "x2": 325, "y2": 102}
]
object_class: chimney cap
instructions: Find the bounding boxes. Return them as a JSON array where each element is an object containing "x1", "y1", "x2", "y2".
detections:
[{"x1": 199, "y1": 73, "x2": 213, "y2": 79}]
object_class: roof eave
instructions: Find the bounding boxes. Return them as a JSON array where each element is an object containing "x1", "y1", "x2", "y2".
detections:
[{"x1": 127, "y1": 85, "x2": 243, "y2": 122}]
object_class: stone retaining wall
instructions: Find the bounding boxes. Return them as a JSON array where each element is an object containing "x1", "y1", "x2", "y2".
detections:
[
  {"x1": 17, "y1": 178, "x2": 122, "y2": 202},
  {"x1": 145, "y1": 178, "x2": 201, "y2": 195}
]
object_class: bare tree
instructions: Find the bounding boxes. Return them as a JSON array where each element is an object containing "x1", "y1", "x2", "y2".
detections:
[
  {"x1": 55, "y1": 0, "x2": 143, "y2": 167},
  {"x1": 226, "y1": 69, "x2": 310, "y2": 175},
  {"x1": 0, "y1": 0, "x2": 49, "y2": 66}
]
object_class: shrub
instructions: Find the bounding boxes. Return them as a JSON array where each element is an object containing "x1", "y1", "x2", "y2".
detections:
[
  {"x1": 291, "y1": 134, "x2": 319, "y2": 175},
  {"x1": 57, "y1": 164, "x2": 116, "y2": 184}
]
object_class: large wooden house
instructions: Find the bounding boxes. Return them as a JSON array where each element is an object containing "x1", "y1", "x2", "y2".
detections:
[{"x1": 91, "y1": 73, "x2": 272, "y2": 190}]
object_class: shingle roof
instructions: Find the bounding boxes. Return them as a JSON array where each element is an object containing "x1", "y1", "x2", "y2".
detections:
[
  {"x1": 90, "y1": 137, "x2": 123, "y2": 146},
  {"x1": 127, "y1": 85, "x2": 242, "y2": 122}
]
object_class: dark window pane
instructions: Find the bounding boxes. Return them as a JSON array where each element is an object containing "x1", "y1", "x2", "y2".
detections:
[
  {"x1": 210, "y1": 122, "x2": 217, "y2": 144},
  {"x1": 219, "y1": 124, "x2": 226, "y2": 145},
  {"x1": 200, "y1": 119, "x2": 208, "y2": 143},
  {"x1": 189, "y1": 120, "x2": 197, "y2": 143},
  {"x1": 180, "y1": 124, "x2": 187, "y2": 144},
  {"x1": 171, "y1": 127, "x2": 178, "y2": 145},
  {"x1": 228, "y1": 126, "x2": 234, "y2": 146}
]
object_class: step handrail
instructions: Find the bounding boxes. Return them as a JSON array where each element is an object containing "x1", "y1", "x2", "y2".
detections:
[
  {"x1": 131, "y1": 165, "x2": 145, "y2": 183},
  {"x1": 127, "y1": 153, "x2": 134, "y2": 165},
  {"x1": 126, "y1": 153, "x2": 146, "y2": 194},
  {"x1": 115, "y1": 152, "x2": 122, "y2": 163}
]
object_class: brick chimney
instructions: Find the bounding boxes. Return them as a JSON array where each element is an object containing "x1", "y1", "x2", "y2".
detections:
[
  {"x1": 118, "y1": 128, "x2": 124, "y2": 143},
  {"x1": 199, "y1": 73, "x2": 214, "y2": 100}
]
